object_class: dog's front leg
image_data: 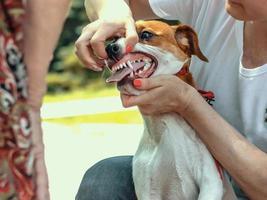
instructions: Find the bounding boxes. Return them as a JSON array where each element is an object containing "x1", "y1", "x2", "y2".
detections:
[{"x1": 196, "y1": 151, "x2": 224, "y2": 200}]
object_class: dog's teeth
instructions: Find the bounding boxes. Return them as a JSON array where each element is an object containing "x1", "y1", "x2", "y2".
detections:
[
  {"x1": 130, "y1": 72, "x2": 134, "y2": 78},
  {"x1": 127, "y1": 61, "x2": 134, "y2": 69},
  {"x1": 123, "y1": 63, "x2": 127, "y2": 68},
  {"x1": 144, "y1": 65, "x2": 149, "y2": 70},
  {"x1": 145, "y1": 60, "x2": 150, "y2": 64},
  {"x1": 120, "y1": 64, "x2": 123, "y2": 69}
]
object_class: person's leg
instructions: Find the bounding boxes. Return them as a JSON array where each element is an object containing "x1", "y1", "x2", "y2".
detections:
[{"x1": 76, "y1": 156, "x2": 137, "y2": 200}]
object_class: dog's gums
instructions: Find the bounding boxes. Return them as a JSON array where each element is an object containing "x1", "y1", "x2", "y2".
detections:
[{"x1": 106, "y1": 52, "x2": 158, "y2": 84}]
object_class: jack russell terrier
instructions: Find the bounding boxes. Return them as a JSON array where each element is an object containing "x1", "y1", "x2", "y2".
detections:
[{"x1": 105, "y1": 20, "x2": 235, "y2": 200}]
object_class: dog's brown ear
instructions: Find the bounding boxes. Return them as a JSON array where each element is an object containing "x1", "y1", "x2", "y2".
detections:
[{"x1": 172, "y1": 25, "x2": 208, "y2": 62}]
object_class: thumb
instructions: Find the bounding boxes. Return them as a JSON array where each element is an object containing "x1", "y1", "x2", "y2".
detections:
[
  {"x1": 125, "y1": 18, "x2": 138, "y2": 51},
  {"x1": 133, "y1": 78, "x2": 162, "y2": 90}
]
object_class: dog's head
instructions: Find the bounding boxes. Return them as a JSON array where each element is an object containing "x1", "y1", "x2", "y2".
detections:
[{"x1": 106, "y1": 20, "x2": 208, "y2": 95}]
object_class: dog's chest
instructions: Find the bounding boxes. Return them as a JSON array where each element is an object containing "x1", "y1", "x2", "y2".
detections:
[{"x1": 133, "y1": 113, "x2": 204, "y2": 199}]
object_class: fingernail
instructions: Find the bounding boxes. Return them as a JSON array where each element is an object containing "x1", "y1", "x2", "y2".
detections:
[
  {"x1": 94, "y1": 51, "x2": 107, "y2": 60},
  {"x1": 133, "y1": 79, "x2": 142, "y2": 88},
  {"x1": 90, "y1": 65, "x2": 103, "y2": 71},
  {"x1": 95, "y1": 55, "x2": 106, "y2": 60},
  {"x1": 126, "y1": 44, "x2": 133, "y2": 54}
]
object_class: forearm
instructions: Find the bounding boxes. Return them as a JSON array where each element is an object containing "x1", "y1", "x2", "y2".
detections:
[
  {"x1": 23, "y1": 0, "x2": 70, "y2": 110},
  {"x1": 183, "y1": 92, "x2": 267, "y2": 199},
  {"x1": 85, "y1": 0, "x2": 130, "y2": 21},
  {"x1": 84, "y1": 0, "x2": 156, "y2": 21}
]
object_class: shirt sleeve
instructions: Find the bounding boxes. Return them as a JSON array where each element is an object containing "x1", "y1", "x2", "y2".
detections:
[{"x1": 148, "y1": 0, "x2": 209, "y2": 25}]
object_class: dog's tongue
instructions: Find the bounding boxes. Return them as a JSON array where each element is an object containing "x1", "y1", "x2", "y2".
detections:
[
  {"x1": 106, "y1": 67, "x2": 132, "y2": 83},
  {"x1": 106, "y1": 62, "x2": 145, "y2": 83}
]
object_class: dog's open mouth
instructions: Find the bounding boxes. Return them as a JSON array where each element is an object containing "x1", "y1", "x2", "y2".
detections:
[{"x1": 106, "y1": 52, "x2": 158, "y2": 85}]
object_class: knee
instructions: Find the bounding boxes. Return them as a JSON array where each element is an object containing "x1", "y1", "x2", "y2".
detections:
[{"x1": 76, "y1": 156, "x2": 135, "y2": 200}]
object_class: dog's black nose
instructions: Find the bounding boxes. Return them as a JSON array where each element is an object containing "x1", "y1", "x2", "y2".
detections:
[{"x1": 105, "y1": 42, "x2": 121, "y2": 60}]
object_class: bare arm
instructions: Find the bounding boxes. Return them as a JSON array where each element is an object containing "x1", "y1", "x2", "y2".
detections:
[
  {"x1": 85, "y1": 0, "x2": 157, "y2": 21},
  {"x1": 80, "y1": 0, "x2": 267, "y2": 198},
  {"x1": 24, "y1": 0, "x2": 71, "y2": 110},
  {"x1": 23, "y1": 0, "x2": 70, "y2": 199},
  {"x1": 183, "y1": 92, "x2": 267, "y2": 199},
  {"x1": 122, "y1": 76, "x2": 267, "y2": 199}
]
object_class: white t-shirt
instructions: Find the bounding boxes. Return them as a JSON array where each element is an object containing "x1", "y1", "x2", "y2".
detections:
[{"x1": 149, "y1": 0, "x2": 267, "y2": 198}]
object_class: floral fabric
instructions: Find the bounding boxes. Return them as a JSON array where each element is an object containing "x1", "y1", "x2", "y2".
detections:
[{"x1": 0, "y1": 0, "x2": 35, "y2": 199}]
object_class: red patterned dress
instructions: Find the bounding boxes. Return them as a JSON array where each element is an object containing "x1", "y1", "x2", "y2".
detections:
[{"x1": 0, "y1": 0, "x2": 35, "y2": 199}]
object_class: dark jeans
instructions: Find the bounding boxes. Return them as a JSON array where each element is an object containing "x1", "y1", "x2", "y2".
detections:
[{"x1": 76, "y1": 156, "x2": 137, "y2": 200}]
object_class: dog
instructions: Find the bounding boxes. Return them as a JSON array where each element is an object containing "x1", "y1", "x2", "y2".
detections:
[{"x1": 105, "y1": 20, "x2": 232, "y2": 200}]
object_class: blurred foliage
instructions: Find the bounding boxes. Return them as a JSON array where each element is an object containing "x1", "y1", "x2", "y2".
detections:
[
  {"x1": 48, "y1": 0, "x2": 110, "y2": 94},
  {"x1": 51, "y1": 0, "x2": 86, "y2": 73}
]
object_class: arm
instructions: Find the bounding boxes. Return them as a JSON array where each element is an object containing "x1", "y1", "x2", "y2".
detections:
[
  {"x1": 23, "y1": 0, "x2": 70, "y2": 199},
  {"x1": 122, "y1": 76, "x2": 267, "y2": 199},
  {"x1": 183, "y1": 92, "x2": 267, "y2": 199},
  {"x1": 24, "y1": 0, "x2": 70, "y2": 111},
  {"x1": 85, "y1": 0, "x2": 157, "y2": 21}
]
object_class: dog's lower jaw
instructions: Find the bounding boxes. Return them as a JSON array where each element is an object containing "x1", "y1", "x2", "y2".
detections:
[{"x1": 133, "y1": 113, "x2": 224, "y2": 200}]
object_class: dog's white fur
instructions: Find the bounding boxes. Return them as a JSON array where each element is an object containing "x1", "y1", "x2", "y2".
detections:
[{"x1": 116, "y1": 38, "x2": 224, "y2": 200}]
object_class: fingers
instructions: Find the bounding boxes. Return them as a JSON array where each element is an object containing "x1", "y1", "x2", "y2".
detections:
[
  {"x1": 120, "y1": 94, "x2": 159, "y2": 116},
  {"x1": 90, "y1": 19, "x2": 138, "y2": 58},
  {"x1": 90, "y1": 24, "x2": 117, "y2": 59},
  {"x1": 125, "y1": 18, "x2": 139, "y2": 48},
  {"x1": 133, "y1": 77, "x2": 165, "y2": 90},
  {"x1": 28, "y1": 109, "x2": 50, "y2": 200},
  {"x1": 120, "y1": 89, "x2": 159, "y2": 108},
  {"x1": 120, "y1": 76, "x2": 171, "y2": 107},
  {"x1": 35, "y1": 156, "x2": 50, "y2": 200},
  {"x1": 76, "y1": 17, "x2": 138, "y2": 71},
  {"x1": 75, "y1": 23, "x2": 104, "y2": 71},
  {"x1": 120, "y1": 93, "x2": 131, "y2": 107}
]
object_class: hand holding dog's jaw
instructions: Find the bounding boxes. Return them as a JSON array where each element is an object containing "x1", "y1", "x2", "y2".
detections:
[
  {"x1": 120, "y1": 75, "x2": 198, "y2": 116},
  {"x1": 104, "y1": 20, "x2": 208, "y2": 116}
]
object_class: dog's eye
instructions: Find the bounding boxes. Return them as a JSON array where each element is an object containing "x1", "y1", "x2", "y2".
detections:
[{"x1": 140, "y1": 31, "x2": 154, "y2": 41}]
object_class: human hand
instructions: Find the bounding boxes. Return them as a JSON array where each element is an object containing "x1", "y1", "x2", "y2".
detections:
[
  {"x1": 120, "y1": 75, "x2": 199, "y2": 116},
  {"x1": 29, "y1": 109, "x2": 50, "y2": 200},
  {"x1": 27, "y1": 75, "x2": 49, "y2": 200},
  {"x1": 75, "y1": 3, "x2": 138, "y2": 71}
]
